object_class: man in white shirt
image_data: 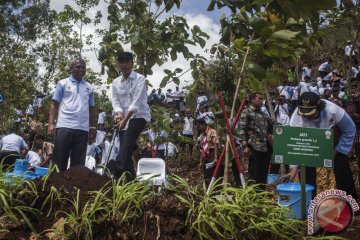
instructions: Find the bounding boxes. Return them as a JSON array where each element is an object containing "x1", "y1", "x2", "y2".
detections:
[
  {"x1": 47, "y1": 58, "x2": 97, "y2": 171},
  {"x1": 297, "y1": 75, "x2": 311, "y2": 96},
  {"x1": 318, "y1": 58, "x2": 332, "y2": 78},
  {"x1": 301, "y1": 63, "x2": 312, "y2": 82},
  {"x1": 172, "y1": 86, "x2": 183, "y2": 110},
  {"x1": 180, "y1": 109, "x2": 194, "y2": 156},
  {"x1": 308, "y1": 80, "x2": 320, "y2": 95},
  {"x1": 196, "y1": 91, "x2": 208, "y2": 112},
  {"x1": 111, "y1": 52, "x2": 151, "y2": 180},
  {"x1": 97, "y1": 108, "x2": 106, "y2": 126},
  {"x1": 166, "y1": 89, "x2": 174, "y2": 106},
  {"x1": 0, "y1": 129, "x2": 29, "y2": 171},
  {"x1": 274, "y1": 95, "x2": 290, "y2": 125},
  {"x1": 283, "y1": 92, "x2": 357, "y2": 200}
]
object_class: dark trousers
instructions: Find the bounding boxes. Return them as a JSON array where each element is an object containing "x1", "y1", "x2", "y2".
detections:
[
  {"x1": 116, "y1": 118, "x2": 147, "y2": 180},
  {"x1": 303, "y1": 153, "x2": 357, "y2": 200},
  {"x1": 248, "y1": 147, "x2": 272, "y2": 189},
  {"x1": 0, "y1": 151, "x2": 20, "y2": 171},
  {"x1": 53, "y1": 128, "x2": 88, "y2": 171}
]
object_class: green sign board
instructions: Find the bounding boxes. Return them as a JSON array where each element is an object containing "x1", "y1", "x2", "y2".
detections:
[{"x1": 273, "y1": 125, "x2": 334, "y2": 168}]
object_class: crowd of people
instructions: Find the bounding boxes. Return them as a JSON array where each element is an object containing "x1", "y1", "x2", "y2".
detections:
[{"x1": 1, "y1": 47, "x2": 360, "y2": 202}]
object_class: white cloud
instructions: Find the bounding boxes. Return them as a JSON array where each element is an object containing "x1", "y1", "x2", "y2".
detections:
[
  {"x1": 148, "y1": 13, "x2": 220, "y2": 91},
  {"x1": 49, "y1": 1, "x2": 221, "y2": 93}
]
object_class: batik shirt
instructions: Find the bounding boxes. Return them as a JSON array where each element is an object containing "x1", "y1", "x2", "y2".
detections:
[{"x1": 237, "y1": 105, "x2": 273, "y2": 152}]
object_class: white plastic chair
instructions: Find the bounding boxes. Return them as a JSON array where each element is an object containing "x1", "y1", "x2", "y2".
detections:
[{"x1": 136, "y1": 158, "x2": 167, "y2": 187}]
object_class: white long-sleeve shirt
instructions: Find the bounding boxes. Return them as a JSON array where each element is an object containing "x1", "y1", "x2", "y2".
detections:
[{"x1": 111, "y1": 71, "x2": 151, "y2": 122}]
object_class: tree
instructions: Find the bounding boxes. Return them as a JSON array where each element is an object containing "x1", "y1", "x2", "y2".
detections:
[
  {"x1": 206, "y1": 0, "x2": 337, "y2": 184},
  {"x1": 98, "y1": 0, "x2": 209, "y2": 86},
  {"x1": 0, "y1": 0, "x2": 56, "y2": 131}
]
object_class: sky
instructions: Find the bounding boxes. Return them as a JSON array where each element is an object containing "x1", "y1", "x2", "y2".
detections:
[{"x1": 49, "y1": 0, "x2": 229, "y2": 92}]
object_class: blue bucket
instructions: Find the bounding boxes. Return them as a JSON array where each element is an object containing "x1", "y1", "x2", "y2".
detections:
[
  {"x1": 267, "y1": 174, "x2": 281, "y2": 184},
  {"x1": 35, "y1": 166, "x2": 49, "y2": 176},
  {"x1": 13, "y1": 159, "x2": 29, "y2": 176},
  {"x1": 277, "y1": 183, "x2": 314, "y2": 219}
]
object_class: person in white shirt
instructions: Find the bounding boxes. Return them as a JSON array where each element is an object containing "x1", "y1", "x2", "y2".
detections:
[
  {"x1": 143, "y1": 128, "x2": 168, "y2": 159},
  {"x1": 308, "y1": 80, "x2": 320, "y2": 95},
  {"x1": 172, "y1": 86, "x2": 183, "y2": 110},
  {"x1": 274, "y1": 95, "x2": 290, "y2": 125},
  {"x1": 101, "y1": 133, "x2": 119, "y2": 165},
  {"x1": 196, "y1": 91, "x2": 208, "y2": 112},
  {"x1": 25, "y1": 150, "x2": 41, "y2": 168},
  {"x1": 301, "y1": 63, "x2": 312, "y2": 81},
  {"x1": 111, "y1": 52, "x2": 151, "y2": 180},
  {"x1": 166, "y1": 89, "x2": 174, "y2": 106},
  {"x1": 180, "y1": 109, "x2": 194, "y2": 156},
  {"x1": 197, "y1": 105, "x2": 215, "y2": 126},
  {"x1": 318, "y1": 58, "x2": 332, "y2": 78},
  {"x1": 47, "y1": 58, "x2": 97, "y2": 171},
  {"x1": 344, "y1": 40, "x2": 358, "y2": 58},
  {"x1": 276, "y1": 81, "x2": 291, "y2": 100},
  {"x1": 297, "y1": 75, "x2": 311, "y2": 96},
  {"x1": 97, "y1": 108, "x2": 106, "y2": 126},
  {"x1": 0, "y1": 129, "x2": 29, "y2": 171}
]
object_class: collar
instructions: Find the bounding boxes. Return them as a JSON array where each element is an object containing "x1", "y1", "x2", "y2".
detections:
[
  {"x1": 120, "y1": 71, "x2": 135, "y2": 82},
  {"x1": 70, "y1": 75, "x2": 85, "y2": 83}
]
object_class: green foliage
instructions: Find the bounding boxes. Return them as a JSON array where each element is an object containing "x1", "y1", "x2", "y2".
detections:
[
  {"x1": 98, "y1": 0, "x2": 209, "y2": 87},
  {"x1": 171, "y1": 176, "x2": 307, "y2": 240},
  {"x1": 0, "y1": 169, "x2": 41, "y2": 232}
]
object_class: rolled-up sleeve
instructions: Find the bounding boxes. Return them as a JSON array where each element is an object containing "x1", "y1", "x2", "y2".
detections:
[
  {"x1": 336, "y1": 112, "x2": 356, "y2": 155},
  {"x1": 128, "y1": 76, "x2": 146, "y2": 113},
  {"x1": 111, "y1": 81, "x2": 123, "y2": 114}
]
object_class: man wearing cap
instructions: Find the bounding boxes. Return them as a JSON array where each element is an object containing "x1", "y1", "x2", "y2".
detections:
[
  {"x1": 111, "y1": 52, "x2": 151, "y2": 180},
  {"x1": 47, "y1": 58, "x2": 97, "y2": 171},
  {"x1": 283, "y1": 92, "x2": 357, "y2": 199}
]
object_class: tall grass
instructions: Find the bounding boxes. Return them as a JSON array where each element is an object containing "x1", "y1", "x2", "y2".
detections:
[
  {"x1": 171, "y1": 175, "x2": 307, "y2": 240},
  {"x1": 0, "y1": 168, "x2": 41, "y2": 232}
]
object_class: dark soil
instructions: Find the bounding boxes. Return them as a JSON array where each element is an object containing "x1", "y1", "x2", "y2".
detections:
[{"x1": 1, "y1": 156, "x2": 360, "y2": 239}]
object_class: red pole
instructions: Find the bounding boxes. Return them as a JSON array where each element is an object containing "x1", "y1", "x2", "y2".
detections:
[
  {"x1": 206, "y1": 97, "x2": 246, "y2": 195},
  {"x1": 210, "y1": 98, "x2": 245, "y2": 178},
  {"x1": 217, "y1": 91, "x2": 243, "y2": 174}
]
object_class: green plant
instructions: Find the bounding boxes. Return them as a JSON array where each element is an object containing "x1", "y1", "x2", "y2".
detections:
[
  {"x1": 0, "y1": 174, "x2": 41, "y2": 232},
  {"x1": 171, "y1": 176, "x2": 306, "y2": 240},
  {"x1": 108, "y1": 177, "x2": 155, "y2": 223}
]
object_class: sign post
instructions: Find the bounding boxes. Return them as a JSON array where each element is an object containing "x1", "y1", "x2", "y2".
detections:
[{"x1": 273, "y1": 125, "x2": 334, "y2": 220}]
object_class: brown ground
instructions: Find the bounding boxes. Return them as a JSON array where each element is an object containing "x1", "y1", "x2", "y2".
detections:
[{"x1": 0, "y1": 155, "x2": 360, "y2": 239}]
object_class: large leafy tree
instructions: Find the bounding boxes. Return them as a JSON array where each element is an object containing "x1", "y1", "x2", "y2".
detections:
[
  {"x1": 0, "y1": 0, "x2": 56, "y2": 131},
  {"x1": 204, "y1": 0, "x2": 337, "y2": 184},
  {"x1": 98, "y1": 0, "x2": 209, "y2": 87}
]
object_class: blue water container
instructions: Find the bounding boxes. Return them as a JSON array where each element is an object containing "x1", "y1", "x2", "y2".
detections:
[
  {"x1": 277, "y1": 183, "x2": 314, "y2": 219},
  {"x1": 13, "y1": 159, "x2": 29, "y2": 176},
  {"x1": 267, "y1": 174, "x2": 281, "y2": 184}
]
